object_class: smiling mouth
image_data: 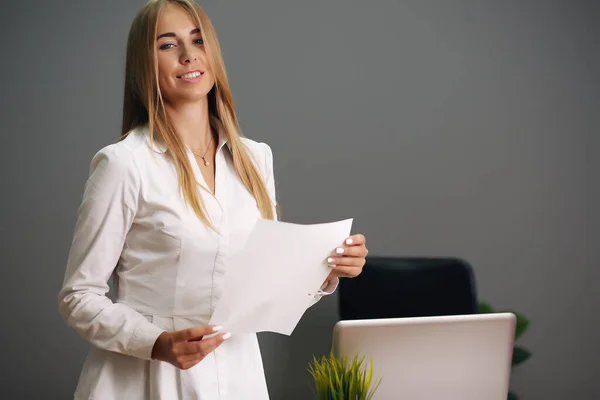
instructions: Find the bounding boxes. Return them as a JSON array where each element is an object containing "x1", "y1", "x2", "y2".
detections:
[{"x1": 178, "y1": 71, "x2": 203, "y2": 79}]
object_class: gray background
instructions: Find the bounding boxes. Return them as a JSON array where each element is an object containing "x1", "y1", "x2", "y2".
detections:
[{"x1": 1, "y1": 0, "x2": 598, "y2": 398}]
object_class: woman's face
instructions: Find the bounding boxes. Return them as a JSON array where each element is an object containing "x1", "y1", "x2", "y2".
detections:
[{"x1": 155, "y1": 4, "x2": 215, "y2": 106}]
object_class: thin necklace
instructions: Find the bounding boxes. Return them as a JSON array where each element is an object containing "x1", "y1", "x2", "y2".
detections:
[{"x1": 190, "y1": 135, "x2": 213, "y2": 166}]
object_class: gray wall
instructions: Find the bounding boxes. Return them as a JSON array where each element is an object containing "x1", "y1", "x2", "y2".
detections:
[{"x1": 1, "y1": 1, "x2": 597, "y2": 398}]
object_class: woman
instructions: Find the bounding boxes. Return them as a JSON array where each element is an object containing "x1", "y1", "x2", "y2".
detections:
[{"x1": 58, "y1": 0, "x2": 368, "y2": 399}]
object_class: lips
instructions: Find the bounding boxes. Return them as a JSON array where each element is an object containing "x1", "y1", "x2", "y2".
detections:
[{"x1": 177, "y1": 70, "x2": 204, "y2": 79}]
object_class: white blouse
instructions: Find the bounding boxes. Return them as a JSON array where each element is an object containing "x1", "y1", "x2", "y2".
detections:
[{"x1": 58, "y1": 121, "x2": 337, "y2": 400}]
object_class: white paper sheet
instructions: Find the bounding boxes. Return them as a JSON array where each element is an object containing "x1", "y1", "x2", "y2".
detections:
[{"x1": 208, "y1": 218, "x2": 353, "y2": 335}]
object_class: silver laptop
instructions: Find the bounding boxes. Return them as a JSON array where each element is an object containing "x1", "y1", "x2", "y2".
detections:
[{"x1": 332, "y1": 313, "x2": 515, "y2": 400}]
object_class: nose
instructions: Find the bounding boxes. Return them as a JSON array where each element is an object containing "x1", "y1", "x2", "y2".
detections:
[
  {"x1": 180, "y1": 53, "x2": 197, "y2": 64},
  {"x1": 180, "y1": 46, "x2": 198, "y2": 64}
]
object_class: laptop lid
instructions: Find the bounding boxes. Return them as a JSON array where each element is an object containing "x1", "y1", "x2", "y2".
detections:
[{"x1": 332, "y1": 313, "x2": 515, "y2": 400}]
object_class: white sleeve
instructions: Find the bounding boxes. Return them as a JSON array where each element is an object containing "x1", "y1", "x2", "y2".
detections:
[
  {"x1": 58, "y1": 146, "x2": 164, "y2": 360},
  {"x1": 261, "y1": 143, "x2": 339, "y2": 308}
]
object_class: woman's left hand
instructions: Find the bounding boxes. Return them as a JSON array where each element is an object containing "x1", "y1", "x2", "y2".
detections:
[{"x1": 327, "y1": 234, "x2": 368, "y2": 279}]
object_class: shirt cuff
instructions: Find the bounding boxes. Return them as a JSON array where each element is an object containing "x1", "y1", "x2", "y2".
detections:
[
  {"x1": 318, "y1": 277, "x2": 339, "y2": 295},
  {"x1": 127, "y1": 320, "x2": 166, "y2": 360}
]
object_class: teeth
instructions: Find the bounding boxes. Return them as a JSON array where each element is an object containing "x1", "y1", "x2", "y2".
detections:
[{"x1": 181, "y1": 71, "x2": 201, "y2": 79}]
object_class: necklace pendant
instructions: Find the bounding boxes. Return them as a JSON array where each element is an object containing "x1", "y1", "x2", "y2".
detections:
[{"x1": 202, "y1": 156, "x2": 210, "y2": 166}]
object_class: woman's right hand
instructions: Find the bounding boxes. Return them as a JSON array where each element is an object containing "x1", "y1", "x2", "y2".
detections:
[{"x1": 151, "y1": 325, "x2": 230, "y2": 370}]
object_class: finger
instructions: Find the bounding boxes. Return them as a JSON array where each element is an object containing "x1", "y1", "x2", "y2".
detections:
[
  {"x1": 173, "y1": 340, "x2": 208, "y2": 356},
  {"x1": 344, "y1": 234, "x2": 366, "y2": 246},
  {"x1": 174, "y1": 332, "x2": 230, "y2": 358},
  {"x1": 180, "y1": 359, "x2": 205, "y2": 370},
  {"x1": 175, "y1": 350, "x2": 206, "y2": 368},
  {"x1": 331, "y1": 266, "x2": 363, "y2": 278},
  {"x1": 176, "y1": 335, "x2": 227, "y2": 370},
  {"x1": 171, "y1": 325, "x2": 222, "y2": 343},
  {"x1": 179, "y1": 360, "x2": 201, "y2": 370},
  {"x1": 174, "y1": 349, "x2": 213, "y2": 370},
  {"x1": 327, "y1": 270, "x2": 336, "y2": 281},
  {"x1": 332, "y1": 245, "x2": 368, "y2": 258},
  {"x1": 327, "y1": 256, "x2": 365, "y2": 268},
  {"x1": 194, "y1": 332, "x2": 229, "y2": 357}
]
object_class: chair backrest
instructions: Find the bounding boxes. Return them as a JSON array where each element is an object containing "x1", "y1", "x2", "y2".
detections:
[{"x1": 339, "y1": 256, "x2": 478, "y2": 320}]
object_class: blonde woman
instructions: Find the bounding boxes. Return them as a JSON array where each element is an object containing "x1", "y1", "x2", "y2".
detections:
[{"x1": 58, "y1": 0, "x2": 368, "y2": 399}]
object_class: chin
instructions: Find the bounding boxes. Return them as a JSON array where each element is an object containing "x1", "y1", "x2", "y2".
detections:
[
  {"x1": 186, "y1": 89, "x2": 213, "y2": 102},
  {"x1": 163, "y1": 87, "x2": 214, "y2": 105}
]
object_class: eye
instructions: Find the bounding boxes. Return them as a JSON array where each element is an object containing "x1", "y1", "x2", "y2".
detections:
[
  {"x1": 194, "y1": 37, "x2": 204, "y2": 45},
  {"x1": 159, "y1": 43, "x2": 175, "y2": 50}
]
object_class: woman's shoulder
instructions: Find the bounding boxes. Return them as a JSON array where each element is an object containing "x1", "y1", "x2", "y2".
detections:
[
  {"x1": 240, "y1": 137, "x2": 273, "y2": 162},
  {"x1": 89, "y1": 126, "x2": 149, "y2": 178},
  {"x1": 240, "y1": 137, "x2": 272, "y2": 154},
  {"x1": 240, "y1": 137, "x2": 274, "y2": 174}
]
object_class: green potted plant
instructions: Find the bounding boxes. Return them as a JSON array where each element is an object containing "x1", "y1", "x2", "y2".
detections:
[
  {"x1": 307, "y1": 352, "x2": 382, "y2": 400},
  {"x1": 479, "y1": 302, "x2": 532, "y2": 400}
]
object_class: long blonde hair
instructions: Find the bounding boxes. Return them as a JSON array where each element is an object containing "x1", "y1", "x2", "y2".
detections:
[{"x1": 121, "y1": 0, "x2": 275, "y2": 229}]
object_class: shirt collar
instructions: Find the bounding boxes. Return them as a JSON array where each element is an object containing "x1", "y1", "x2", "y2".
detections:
[
  {"x1": 144, "y1": 115, "x2": 232, "y2": 154},
  {"x1": 211, "y1": 115, "x2": 231, "y2": 153}
]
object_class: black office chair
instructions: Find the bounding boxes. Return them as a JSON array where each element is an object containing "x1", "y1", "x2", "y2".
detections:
[{"x1": 339, "y1": 256, "x2": 479, "y2": 320}]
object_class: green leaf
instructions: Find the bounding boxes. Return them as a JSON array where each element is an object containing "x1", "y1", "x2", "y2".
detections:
[
  {"x1": 512, "y1": 311, "x2": 530, "y2": 339},
  {"x1": 480, "y1": 302, "x2": 530, "y2": 339},
  {"x1": 308, "y1": 352, "x2": 382, "y2": 399},
  {"x1": 508, "y1": 390, "x2": 519, "y2": 400},
  {"x1": 494, "y1": 309, "x2": 530, "y2": 339},
  {"x1": 512, "y1": 345, "x2": 531, "y2": 366},
  {"x1": 478, "y1": 302, "x2": 495, "y2": 314}
]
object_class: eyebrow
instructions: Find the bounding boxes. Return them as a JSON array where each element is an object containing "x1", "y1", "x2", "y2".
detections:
[{"x1": 157, "y1": 28, "x2": 201, "y2": 40}]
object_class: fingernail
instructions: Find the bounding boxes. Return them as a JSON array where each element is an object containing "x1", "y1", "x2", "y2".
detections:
[
  {"x1": 212, "y1": 326, "x2": 223, "y2": 332},
  {"x1": 346, "y1": 238, "x2": 353, "y2": 245},
  {"x1": 336, "y1": 247, "x2": 344, "y2": 254},
  {"x1": 327, "y1": 257, "x2": 335, "y2": 263},
  {"x1": 329, "y1": 264, "x2": 337, "y2": 269},
  {"x1": 222, "y1": 332, "x2": 232, "y2": 340}
]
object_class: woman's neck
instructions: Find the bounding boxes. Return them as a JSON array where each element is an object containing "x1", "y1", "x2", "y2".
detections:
[{"x1": 166, "y1": 98, "x2": 212, "y2": 152}]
